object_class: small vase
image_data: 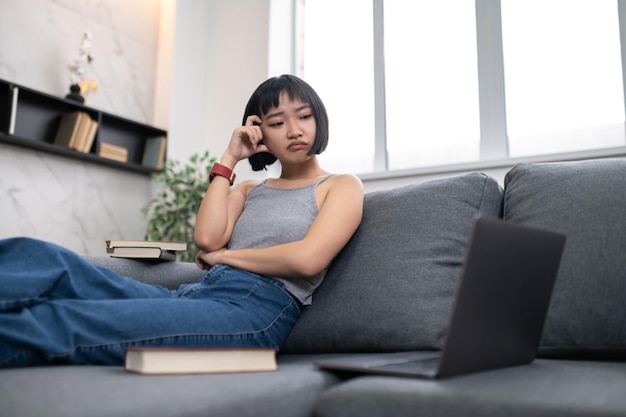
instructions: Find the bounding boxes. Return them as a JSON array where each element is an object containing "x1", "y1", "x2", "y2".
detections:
[{"x1": 65, "y1": 84, "x2": 85, "y2": 103}]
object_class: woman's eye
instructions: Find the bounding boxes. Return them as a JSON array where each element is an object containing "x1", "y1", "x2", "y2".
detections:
[
  {"x1": 301, "y1": 114, "x2": 313, "y2": 120},
  {"x1": 269, "y1": 122, "x2": 283, "y2": 128}
]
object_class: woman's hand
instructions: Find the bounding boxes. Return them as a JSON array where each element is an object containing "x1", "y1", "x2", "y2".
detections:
[
  {"x1": 223, "y1": 115, "x2": 270, "y2": 164},
  {"x1": 195, "y1": 250, "x2": 210, "y2": 270},
  {"x1": 194, "y1": 248, "x2": 226, "y2": 271}
]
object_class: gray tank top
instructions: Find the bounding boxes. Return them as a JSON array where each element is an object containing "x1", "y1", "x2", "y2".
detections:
[{"x1": 227, "y1": 176, "x2": 333, "y2": 305}]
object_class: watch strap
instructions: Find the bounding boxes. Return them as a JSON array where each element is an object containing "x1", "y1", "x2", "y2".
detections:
[{"x1": 209, "y1": 162, "x2": 236, "y2": 186}]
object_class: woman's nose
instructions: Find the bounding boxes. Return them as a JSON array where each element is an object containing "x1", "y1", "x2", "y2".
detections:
[{"x1": 287, "y1": 122, "x2": 303, "y2": 138}]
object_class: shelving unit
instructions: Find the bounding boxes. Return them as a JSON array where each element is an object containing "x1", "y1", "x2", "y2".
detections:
[{"x1": 0, "y1": 79, "x2": 167, "y2": 174}]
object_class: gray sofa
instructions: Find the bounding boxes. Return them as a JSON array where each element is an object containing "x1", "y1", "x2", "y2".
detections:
[{"x1": 2, "y1": 157, "x2": 625, "y2": 417}]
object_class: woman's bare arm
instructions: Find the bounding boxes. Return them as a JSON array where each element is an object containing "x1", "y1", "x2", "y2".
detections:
[
  {"x1": 194, "y1": 116, "x2": 266, "y2": 252},
  {"x1": 198, "y1": 173, "x2": 364, "y2": 278}
]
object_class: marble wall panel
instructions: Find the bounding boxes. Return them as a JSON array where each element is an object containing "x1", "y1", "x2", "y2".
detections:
[{"x1": 0, "y1": 0, "x2": 161, "y2": 255}]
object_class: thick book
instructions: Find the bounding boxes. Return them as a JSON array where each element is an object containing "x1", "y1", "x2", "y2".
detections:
[
  {"x1": 54, "y1": 111, "x2": 83, "y2": 148},
  {"x1": 71, "y1": 112, "x2": 93, "y2": 152},
  {"x1": 106, "y1": 246, "x2": 178, "y2": 261},
  {"x1": 124, "y1": 347, "x2": 277, "y2": 375},
  {"x1": 141, "y1": 135, "x2": 167, "y2": 169},
  {"x1": 78, "y1": 117, "x2": 98, "y2": 153},
  {"x1": 106, "y1": 239, "x2": 187, "y2": 252}
]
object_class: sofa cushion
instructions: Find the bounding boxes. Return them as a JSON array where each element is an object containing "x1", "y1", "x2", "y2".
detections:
[
  {"x1": 86, "y1": 256, "x2": 204, "y2": 289},
  {"x1": 314, "y1": 359, "x2": 626, "y2": 417},
  {"x1": 282, "y1": 172, "x2": 503, "y2": 353},
  {"x1": 0, "y1": 355, "x2": 340, "y2": 417},
  {"x1": 503, "y1": 158, "x2": 626, "y2": 358}
]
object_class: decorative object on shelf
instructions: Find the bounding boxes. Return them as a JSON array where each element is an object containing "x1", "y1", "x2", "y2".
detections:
[
  {"x1": 66, "y1": 84, "x2": 84, "y2": 103},
  {"x1": 66, "y1": 30, "x2": 98, "y2": 102},
  {"x1": 142, "y1": 151, "x2": 216, "y2": 262}
]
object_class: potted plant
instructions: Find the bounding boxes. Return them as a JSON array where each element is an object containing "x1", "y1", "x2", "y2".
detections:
[{"x1": 143, "y1": 151, "x2": 216, "y2": 262}]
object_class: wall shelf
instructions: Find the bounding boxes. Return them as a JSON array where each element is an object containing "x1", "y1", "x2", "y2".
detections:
[{"x1": 0, "y1": 79, "x2": 167, "y2": 175}]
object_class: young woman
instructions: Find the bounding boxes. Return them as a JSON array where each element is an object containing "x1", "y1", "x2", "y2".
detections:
[{"x1": 0, "y1": 75, "x2": 364, "y2": 367}]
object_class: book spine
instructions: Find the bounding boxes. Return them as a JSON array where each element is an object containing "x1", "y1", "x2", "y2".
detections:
[{"x1": 8, "y1": 86, "x2": 18, "y2": 135}]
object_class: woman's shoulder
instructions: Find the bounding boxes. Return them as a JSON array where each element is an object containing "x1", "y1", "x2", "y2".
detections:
[
  {"x1": 318, "y1": 173, "x2": 364, "y2": 202},
  {"x1": 325, "y1": 173, "x2": 363, "y2": 190}
]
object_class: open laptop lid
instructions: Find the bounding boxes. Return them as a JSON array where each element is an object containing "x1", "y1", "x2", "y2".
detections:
[
  {"x1": 436, "y1": 217, "x2": 566, "y2": 377},
  {"x1": 314, "y1": 217, "x2": 566, "y2": 379}
]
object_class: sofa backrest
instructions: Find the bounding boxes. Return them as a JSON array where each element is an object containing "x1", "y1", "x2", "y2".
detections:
[
  {"x1": 282, "y1": 172, "x2": 504, "y2": 353},
  {"x1": 504, "y1": 157, "x2": 626, "y2": 359}
]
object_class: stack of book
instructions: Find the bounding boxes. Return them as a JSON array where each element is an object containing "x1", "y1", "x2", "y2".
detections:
[
  {"x1": 105, "y1": 240, "x2": 187, "y2": 261},
  {"x1": 54, "y1": 111, "x2": 98, "y2": 153},
  {"x1": 98, "y1": 142, "x2": 128, "y2": 163}
]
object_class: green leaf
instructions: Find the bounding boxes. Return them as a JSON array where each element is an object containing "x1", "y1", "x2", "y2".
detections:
[{"x1": 142, "y1": 151, "x2": 214, "y2": 262}]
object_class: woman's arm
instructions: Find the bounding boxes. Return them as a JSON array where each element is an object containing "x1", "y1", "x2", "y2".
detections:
[
  {"x1": 198, "y1": 174, "x2": 364, "y2": 278},
  {"x1": 194, "y1": 116, "x2": 267, "y2": 252}
]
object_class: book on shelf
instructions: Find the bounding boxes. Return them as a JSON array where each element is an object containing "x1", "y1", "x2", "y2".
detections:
[
  {"x1": 98, "y1": 142, "x2": 128, "y2": 163},
  {"x1": 124, "y1": 346, "x2": 278, "y2": 375},
  {"x1": 105, "y1": 239, "x2": 187, "y2": 252},
  {"x1": 54, "y1": 111, "x2": 83, "y2": 148},
  {"x1": 78, "y1": 116, "x2": 98, "y2": 153},
  {"x1": 8, "y1": 86, "x2": 18, "y2": 135},
  {"x1": 141, "y1": 135, "x2": 167, "y2": 169},
  {"x1": 54, "y1": 111, "x2": 97, "y2": 153},
  {"x1": 106, "y1": 246, "x2": 178, "y2": 261}
]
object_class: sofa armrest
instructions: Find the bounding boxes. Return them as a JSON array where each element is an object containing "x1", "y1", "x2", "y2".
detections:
[{"x1": 85, "y1": 256, "x2": 204, "y2": 290}]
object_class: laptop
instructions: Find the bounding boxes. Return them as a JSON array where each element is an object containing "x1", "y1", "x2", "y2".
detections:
[{"x1": 314, "y1": 217, "x2": 566, "y2": 379}]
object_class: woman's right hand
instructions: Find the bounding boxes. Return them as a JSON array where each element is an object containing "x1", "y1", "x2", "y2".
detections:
[
  {"x1": 223, "y1": 115, "x2": 269, "y2": 164},
  {"x1": 195, "y1": 250, "x2": 211, "y2": 271}
]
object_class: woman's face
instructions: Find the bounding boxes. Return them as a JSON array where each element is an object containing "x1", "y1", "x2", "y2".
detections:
[{"x1": 260, "y1": 92, "x2": 317, "y2": 165}]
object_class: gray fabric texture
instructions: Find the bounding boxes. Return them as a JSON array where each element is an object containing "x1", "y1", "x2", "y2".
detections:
[
  {"x1": 0, "y1": 355, "x2": 340, "y2": 417},
  {"x1": 282, "y1": 173, "x2": 504, "y2": 353},
  {"x1": 85, "y1": 256, "x2": 204, "y2": 289},
  {"x1": 228, "y1": 178, "x2": 331, "y2": 305},
  {"x1": 314, "y1": 359, "x2": 626, "y2": 417},
  {"x1": 503, "y1": 158, "x2": 626, "y2": 359}
]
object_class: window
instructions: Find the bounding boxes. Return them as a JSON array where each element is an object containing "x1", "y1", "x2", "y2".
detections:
[
  {"x1": 299, "y1": 0, "x2": 375, "y2": 173},
  {"x1": 384, "y1": 0, "x2": 480, "y2": 170},
  {"x1": 501, "y1": 0, "x2": 625, "y2": 157},
  {"x1": 297, "y1": 0, "x2": 626, "y2": 175}
]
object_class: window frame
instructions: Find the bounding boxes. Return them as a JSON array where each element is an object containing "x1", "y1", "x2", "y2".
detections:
[{"x1": 293, "y1": 0, "x2": 626, "y2": 180}]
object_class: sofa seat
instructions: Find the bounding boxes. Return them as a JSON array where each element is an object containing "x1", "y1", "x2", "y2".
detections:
[
  {"x1": 315, "y1": 359, "x2": 626, "y2": 417},
  {"x1": 1, "y1": 354, "x2": 341, "y2": 417}
]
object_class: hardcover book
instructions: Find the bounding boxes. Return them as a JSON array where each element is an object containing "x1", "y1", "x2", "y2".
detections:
[
  {"x1": 106, "y1": 246, "x2": 178, "y2": 261},
  {"x1": 105, "y1": 240, "x2": 187, "y2": 252},
  {"x1": 124, "y1": 347, "x2": 277, "y2": 375},
  {"x1": 105, "y1": 240, "x2": 187, "y2": 261},
  {"x1": 141, "y1": 135, "x2": 167, "y2": 169}
]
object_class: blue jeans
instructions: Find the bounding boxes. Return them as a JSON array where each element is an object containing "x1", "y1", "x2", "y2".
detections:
[{"x1": 0, "y1": 237, "x2": 300, "y2": 367}]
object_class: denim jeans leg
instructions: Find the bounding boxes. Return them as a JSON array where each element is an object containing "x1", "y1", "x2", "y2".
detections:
[
  {"x1": 0, "y1": 261, "x2": 300, "y2": 367},
  {"x1": 0, "y1": 237, "x2": 171, "y2": 312}
]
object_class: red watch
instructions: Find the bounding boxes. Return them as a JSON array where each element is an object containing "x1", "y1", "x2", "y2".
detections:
[{"x1": 209, "y1": 162, "x2": 236, "y2": 186}]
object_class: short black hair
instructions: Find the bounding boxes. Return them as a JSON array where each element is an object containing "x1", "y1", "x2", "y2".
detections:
[{"x1": 243, "y1": 75, "x2": 329, "y2": 171}]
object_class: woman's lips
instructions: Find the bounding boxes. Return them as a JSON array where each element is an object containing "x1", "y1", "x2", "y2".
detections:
[{"x1": 288, "y1": 141, "x2": 307, "y2": 150}]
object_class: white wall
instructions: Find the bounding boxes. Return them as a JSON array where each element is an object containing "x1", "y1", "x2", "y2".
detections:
[{"x1": 167, "y1": 0, "x2": 271, "y2": 185}]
